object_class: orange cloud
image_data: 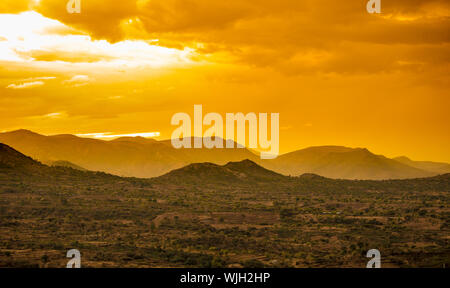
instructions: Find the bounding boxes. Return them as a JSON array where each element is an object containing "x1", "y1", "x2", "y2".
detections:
[{"x1": 0, "y1": 0, "x2": 31, "y2": 14}]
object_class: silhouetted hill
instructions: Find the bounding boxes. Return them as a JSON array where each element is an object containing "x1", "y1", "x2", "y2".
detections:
[
  {"x1": 0, "y1": 143, "x2": 122, "y2": 182},
  {"x1": 157, "y1": 159, "x2": 284, "y2": 184},
  {"x1": 0, "y1": 143, "x2": 42, "y2": 170}
]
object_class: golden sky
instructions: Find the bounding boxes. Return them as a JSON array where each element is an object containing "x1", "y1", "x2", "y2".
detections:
[{"x1": 0, "y1": 0, "x2": 449, "y2": 161}]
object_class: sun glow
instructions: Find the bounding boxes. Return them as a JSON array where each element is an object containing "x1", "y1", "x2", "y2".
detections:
[{"x1": 0, "y1": 11, "x2": 195, "y2": 67}]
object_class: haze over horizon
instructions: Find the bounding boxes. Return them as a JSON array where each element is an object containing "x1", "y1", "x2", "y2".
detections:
[
  {"x1": 1, "y1": 128, "x2": 449, "y2": 164},
  {"x1": 1, "y1": 128, "x2": 449, "y2": 180},
  {"x1": 0, "y1": 1, "x2": 449, "y2": 162}
]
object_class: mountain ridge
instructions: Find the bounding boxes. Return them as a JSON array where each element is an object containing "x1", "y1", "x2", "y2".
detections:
[
  {"x1": 1, "y1": 142, "x2": 449, "y2": 185},
  {"x1": 265, "y1": 145, "x2": 436, "y2": 180},
  {"x1": 0, "y1": 129, "x2": 447, "y2": 180}
]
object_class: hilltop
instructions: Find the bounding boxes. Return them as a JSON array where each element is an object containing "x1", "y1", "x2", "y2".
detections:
[
  {"x1": 266, "y1": 146, "x2": 436, "y2": 180},
  {"x1": 157, "y1": 159, "x2": 285, "y2": 184}
]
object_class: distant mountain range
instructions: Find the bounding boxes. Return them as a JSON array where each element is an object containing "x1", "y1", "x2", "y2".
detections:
[
  {"x1": 1, "y1": 142, "x2": 449, "y2": 187},
  {"x1": 262, "y1": 146, "x2": 438, "y2": 180},
  {"x1": 0, "y1": 129, "x2": 449, "y2": 180},
  {"x1": 0, "y1": 130, "x2": 257, "y2": 178}
]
